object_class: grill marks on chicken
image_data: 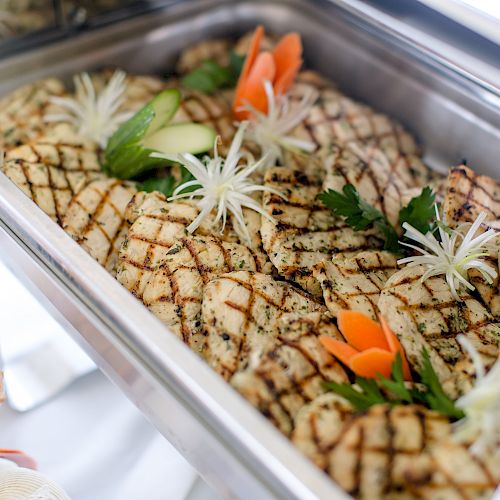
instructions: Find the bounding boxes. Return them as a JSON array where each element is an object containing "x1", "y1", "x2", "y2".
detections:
[
  {"x1": 289, "y1": 71, "x2": 418, "y2": 156},
  {"x1": 443, "y1": 165, "x2": 500, "y2": 318},
  {"x1": 117, "y1": 195, "x2": 272, "y2": 299},
  {"x1": 202, "y1": 271, "x2": 324, "y2": 380},
  {"x1": 0, "y1": 78, "x2": 67, "y2": 148},
  {"x1": 230, "y1": 312, "x2": 348, "y2": 436},
  {"x1": 2, "y1": 137, "x2": 103, "y2": 224},
  {"x1": 402, "y1": 439, "x2": 500, "y2": 499},
  {"x1": 293, "y1": 400, "x2": 451, "y2": 499},
  {"x1": 322, "y1": 142, "x2": 435, "y2": 226},
  {"x1": 63, "y1": 178, "x2": 137, "y2": 274},
  {"x1": 261, "y1": 166, "x2": 383, "y2": 296},
  {"x1": 142, "y1": 235, "x2": 264, "y2": 353},
  {"x1": 378, "y1": 265, "x2": 500, "y2": 397},
  {"x1": 314, "y1": 251, "x2": 399, "y2": 320}
]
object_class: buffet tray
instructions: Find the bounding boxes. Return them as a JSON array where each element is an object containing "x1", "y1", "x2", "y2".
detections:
[{"x1": 0, "y1": 1, "x2": 499, "y2": 498}]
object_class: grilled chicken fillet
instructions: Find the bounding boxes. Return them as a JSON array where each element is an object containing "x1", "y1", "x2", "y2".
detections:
[
  {"x1": 314, "y1": 250, "x2": 399, "y2": 320},
  {"x1": 231, "y1": 312, "x2": 348, "y2": 436},
  {"x1": 142, "y1": 234, "x2": 265, "y2": 353},
  {"x1": 442, "y1": 165, "x2": 500, "y2": 318},
  {"x1": 117, "y1": 194, "x2": 271, "y2": 299},
  {"x1": 2, "y1": 131, "x2": 103, "y2": 224},
  {"x1": 202, "y1": 271, "x2": 324, "y2": 380},
  {"x1": 378, "y1": 265, "x2": 500, "y2": 397},
  {"x1": 322, "y1": 142, "x2": 436, "y2": 226},
  {"x1": 261, "y1": 165, "x2": 383, "y2": 295},
  {"x1": 63, "y1": 178, "x2": 136, "y2": 274}
]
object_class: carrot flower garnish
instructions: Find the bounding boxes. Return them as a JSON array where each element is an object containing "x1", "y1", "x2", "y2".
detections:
[
  {"x1": 320, "y1": 310, "x2": 411, "y2": 380},
  {"x1": 233, "y1": 26, "x2": 303, "y2": 121}
]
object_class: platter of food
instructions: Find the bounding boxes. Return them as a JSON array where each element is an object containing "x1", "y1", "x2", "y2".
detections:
[{"x1": 0, "y1": 0, "x2": 498, "y2": 498}]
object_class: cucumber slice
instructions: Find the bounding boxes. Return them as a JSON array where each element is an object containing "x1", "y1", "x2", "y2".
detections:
[
  {"x1": 146, "y1": 89, "x2": 182, "y2": 136},
  {"x1": 142, "y1": 123, "x2": 216, "y2": 155}
]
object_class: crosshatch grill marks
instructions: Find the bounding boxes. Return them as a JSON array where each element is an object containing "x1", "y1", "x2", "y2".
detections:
[
  {"x1": 230, "y1": 312, "x2": 349, "y2": 436},
  {"x1": 321, "y1": 142, "x2": 437, "y2": 226},
  {"x1": 287, "y1": 71, "x2": 419, "y2": 156},
  {"x1": 293, "y1": 401, "x2": 452, "y2": 499},
  {"x1": 378, "y1": 265, "x2": 500, "y2": 398},
  {"x1": 202, "y1": 271, "x2": 324, "y2": 380},
  {"x1": 62, "y1": 178, "x2": 136, "y2": 275},
  {"x1": 141, "y1": 234, "x2": 267, "y2": 353},
  {"x1": 314, "y1": 250, "x2": 399, "y2": 320},
  {"x1": 117, "y1": 194, "x2": 273, "y2": 299},
  {"x1": 442, "y1": 165, "x2": 500, "y2": 318},
  {"x1": 261, "y1": 165, "x2": 384, "y2": 296}
]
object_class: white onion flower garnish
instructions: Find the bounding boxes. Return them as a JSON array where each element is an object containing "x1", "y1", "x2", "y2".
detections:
[
  {"x1": 397, "y1": 208, "x2": 498, "y2": 301},
  {"x1": 45, "y1": 70, "x2": 132, "y2": 148},
  {"x1": 151, "y1": 121, "x2": 282, "y2": 245},
  {"x1": 242, "y1": 80, "x2": 318, "y2": 168},
  {"x1": 454, "y1": 335, "x2": 500, "y2": 458}
]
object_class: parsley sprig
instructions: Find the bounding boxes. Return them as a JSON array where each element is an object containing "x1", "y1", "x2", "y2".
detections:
[
  {"x1": 318, "y1": 185, "x2": 435, "y2": 255},
  {"x1": 138, "y1": 166, "x2": 197, "y2": 197},
  {"x1": 323, "y1": 350, "x2": 464, "y2": 419}
]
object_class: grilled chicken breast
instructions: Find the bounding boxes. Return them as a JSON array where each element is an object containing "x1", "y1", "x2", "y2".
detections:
[
  {"x1": 293, "y1": 400, "x2": 451, "y2": 499},
  {"x1": 261, "y1": 165, "x2": 383, "y2": 296},
  {"x1": 289, "y1": 71, "x2": 419, "y2": 155},
  {"x1": 442, "y1": 165, "x2": 500, "y2": 318},
  {"x1": 63, "y1": 178, "x2": 137, "y2": 274},
  {"x1": 322, "y1": 142, "x2": 435, "y2": 226},
  {"x1": 378, "y1": 265, "x2": 500, "y2": 397},
  {"x1": 403, "y1": 439, "x2": 500, "y2": 500},
  {"x1": 314, "y1": 250, "x2": 399, "y2": 320},
  {"x1": 117, "y1": 194, "x2": 271, "y2": 299},
  {"x1": 202, "y1": 271, "x2": 324, "y2": 380},
  {"x1": 230, "y1": 312, "x2": 348, "y2": 435},
  {"x1": 0, "y1": 78, "x2": 67, "y2": 148},
  {"x1": 2, "y1": 131, "x2": 103, "y2": 224},
  {"x1": 142, "y1": 234, "x2": 265, "y2": 353}
]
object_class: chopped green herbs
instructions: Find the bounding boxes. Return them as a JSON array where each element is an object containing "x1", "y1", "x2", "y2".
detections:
[{"x1": 323, "y1": 351, "x2": 464, "y2": 420}]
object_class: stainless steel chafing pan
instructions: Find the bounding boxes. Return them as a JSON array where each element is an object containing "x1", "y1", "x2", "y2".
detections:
[{"x1": 0, "y1": 1, "x2": 499, "y2": 498}]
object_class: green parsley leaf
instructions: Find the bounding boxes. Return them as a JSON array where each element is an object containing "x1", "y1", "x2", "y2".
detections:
[
  {"x1": 413, "y1": 349, "x2": 465, "y2": 419},
  {"x1": 399, "y1": 187, "x2": 435, "y2": 233},
  {"x1": 181, "y1": 51, "x2": 245, "y2": 94},
  {"x1": 319, "y1": 184, "x2": 400, "y2": 254},
  {"x1": 377, "y1": 354, "x2": 413, "y2": 403},
  {"x1": 138, "y1": 167, "x2": 198, "y2": 197},
  {"x1": 322, "y1": 378, "x2": 385, "y2": 411}
]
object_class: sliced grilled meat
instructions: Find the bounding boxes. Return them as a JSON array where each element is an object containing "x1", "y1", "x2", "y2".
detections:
[
  {"x1": 230, "y1": 312, "x2": 348, "y2": 436},
  {"x1": 0, "y1": 78, "x2": 67, "y2": 148},
  {"x1": 289, "y1": 71, "x2": 419, "y2": 155},
  {"x1": 403, "y1": 439, "x2": 500, "y2": 499},
  {"x1": 322, "y1": 142, "x2": 435, "y2": 226},
  {"x1": 202, "y1": 271, "x2": 324, "y2": 380},
  {"x1": 63, "y1": 178, "x2": 136, "y2": 274},
  {"x1": 142, "y1": 234, "x2": 264, "y2": 353},
  {"x1": 117, "y1": 195, "x2": 271, "y2": 299},
  {"x1": 314, "y1": 250, "x2": 399, "y2": 320},
  {"x1": 2, "y1": 132, "x2": 103, "y2": 224},
  {"x1": 378, "y1": 265, "x2": 500, "y2": 397},
  {"x1": 293, "y1": 400, "x2": 451, "y2": 499},
  {"x1": 443, "y1": 165, "x2": 500, "y2": 318},
  {"x1": 261, "y1": 165, "x2": 383, "y2": 296}
]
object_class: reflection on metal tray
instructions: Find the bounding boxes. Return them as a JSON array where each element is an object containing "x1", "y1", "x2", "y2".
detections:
[{"x1": 0, "y1": 1, "x2": 499, "y2": 498}]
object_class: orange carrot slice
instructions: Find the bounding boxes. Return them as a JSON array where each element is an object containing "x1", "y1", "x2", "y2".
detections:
[
  {"x1": 235, "y1": 52, "x2": 276, "y2": 120},
  {"x1": 337, "y1": 310, "x2": 390, "y2": 352},
  {"x1": 274, "y1": 59, "x2": 302, "y2": 96},
  {"x1": 233, "y1": 25, "x2": 265, "y2": 117},
  {"x1": 319, "y1": 336, "x2": 359, "y2": 366},
  {"x1": 272, "y1": 32, "x2": 302, "y2": 82},
  {"x1": 379, "y1": 315, "x2": 412, "y2": 380},
  {"x1": 349, "y1": 348, "x2": 395, "y2": 379}
]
